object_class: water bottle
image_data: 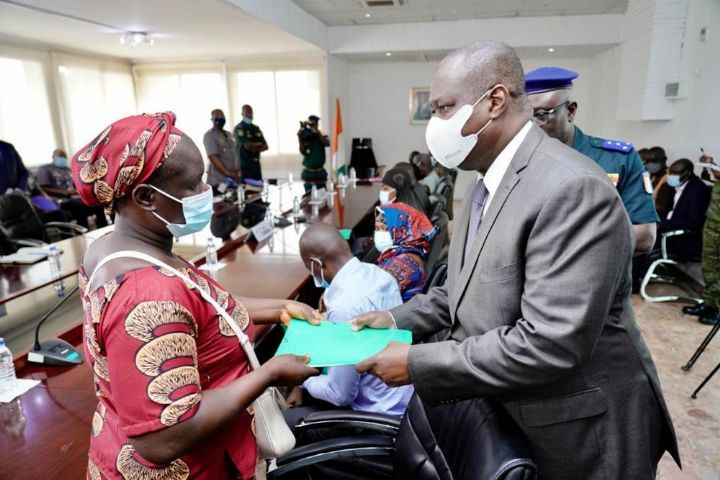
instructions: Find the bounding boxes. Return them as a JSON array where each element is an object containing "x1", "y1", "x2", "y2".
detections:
[
  {"x1": 326, "y1": 179, "x2": 334, "y2": 192},
  {"x1": 205, "y1": 237, "x2": 218, "y2": 268},
  {"x1": 292, "y1": 196, "x2": 301, "y2": 216},
  {"x1": 0, "y1": 338, "x2": 17, "y2": 395},
  {"x1": 48, "y1": 245, "x2": 64, "y2": 298},
  {"x1": 288, "y1": 172, "x2": 294, "y2": 186},
  {"x1": 349, "y1": 167, "x2": 356, "y2": 183},
  {"x1": 311, "y1": 185, "x2": 318, "y2": 202},
  {"x1": 262, "y1": 179, "x2": 270, "y2": 202},
  {"x1": 238, "y1": 186, "x2": 245, "y2": 207}
]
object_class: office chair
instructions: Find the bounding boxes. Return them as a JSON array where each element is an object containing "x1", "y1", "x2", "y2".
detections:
[
  {"x1": 435, "y1": 177, "x2": 455, "y2": 220},
  {"x1": 640, "y1": 230, "x2": 704, "y2": 303},
  {"x1": 0, "y1": 193, "x2": 86, "y2": 253},
  {"x1": 426, "y1": 212, "x2": 449, "y2": 274}
]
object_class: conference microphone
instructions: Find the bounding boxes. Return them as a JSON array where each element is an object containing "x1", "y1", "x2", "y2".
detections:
[{"x1": 27, "y1": 285, "x2": 83, "y2": 367}]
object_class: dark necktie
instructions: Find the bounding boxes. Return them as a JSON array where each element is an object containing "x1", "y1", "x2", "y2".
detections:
[{"x1": 464, "y1": 179, "x2": 488, "y2": 265}]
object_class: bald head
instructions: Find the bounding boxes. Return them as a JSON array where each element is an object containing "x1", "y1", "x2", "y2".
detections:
[
  {"x1": 442, "y1": 41, "x2": 528, "y2": 107},
  {"x1": 429, "y1": 41, "x2": 532, "y2": 173},
  {"x1": 299, "y1": 223, "x2": 352, "y2": 279}
]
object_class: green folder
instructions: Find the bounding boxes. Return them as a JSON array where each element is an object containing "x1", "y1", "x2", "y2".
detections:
[{"x1": 275, "y1": 319, "x2": 412, "y2": 367}]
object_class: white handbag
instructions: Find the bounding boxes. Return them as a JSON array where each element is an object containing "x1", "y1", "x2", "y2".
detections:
[{"x1": 86, "y1": 250, "x2": 296, "y2": 459}]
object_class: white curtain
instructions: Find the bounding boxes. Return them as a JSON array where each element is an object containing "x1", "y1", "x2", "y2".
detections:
[{"x1": 0, "y1": 56, "x2": 57, "y2": 167}]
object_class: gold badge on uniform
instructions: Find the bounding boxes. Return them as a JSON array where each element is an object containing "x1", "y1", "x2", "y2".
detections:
[{"x1": 607, "y1": 173, "x2": 619, "y2": 187}]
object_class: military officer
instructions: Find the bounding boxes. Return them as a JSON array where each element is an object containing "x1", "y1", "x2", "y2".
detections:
[
  {"x1": 203, "y1": 109, "x2": 240, "y2": 191},
  {"x1": 525, "y1": 66, "x2": 659, "y2": 255},
  {"x1": 298, "y1": 115, "x2": 330, "y2": 191},
  {"x1": 233, "y1": 104, "x2": 268, "y2": 182}
]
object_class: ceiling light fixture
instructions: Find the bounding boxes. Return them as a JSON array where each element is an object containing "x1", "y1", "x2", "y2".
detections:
[
  {"x1": 365, "y1": 13, "x2": 372, "y2": 18},
  {"x1": 119, "y1": 32, "x2": 155, "y2": 46},
  {"x1": 548, "y1": 47, "x2": 555, "y2": 52},
  {"x1": 385, "y1": 52, "x2": 392, "y2": 57}
]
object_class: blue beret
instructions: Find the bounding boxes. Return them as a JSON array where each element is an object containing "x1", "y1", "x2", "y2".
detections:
[{"x1": 525, "y1": 66, "x2": 579, "y2": 94}]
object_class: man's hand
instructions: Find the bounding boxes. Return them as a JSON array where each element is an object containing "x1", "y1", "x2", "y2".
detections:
[
  {"x1": 700, "y1": 154, "x2": 720, "y2": 180},
  {"x1": 351, "y1": 311, "x2": 395, "y2": 331},
  {"x1": 280, "y1": 300, "x2": 322, "y2": 326},
  {"x1": 356, "y1": 342, "x2": 411, "y2": 387}
]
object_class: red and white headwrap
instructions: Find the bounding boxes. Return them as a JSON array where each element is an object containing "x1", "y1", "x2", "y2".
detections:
[{"x1": 71, "y1": 112, "x2": 185, "y2": 212}]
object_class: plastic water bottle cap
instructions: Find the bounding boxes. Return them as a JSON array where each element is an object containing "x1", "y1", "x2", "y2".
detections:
[
  {"x1": 49, "y1": 245, "x2": 58, "y2": 252},
  {"x1": 0, "y1": 338, "x2": 5, "y2": 347}
]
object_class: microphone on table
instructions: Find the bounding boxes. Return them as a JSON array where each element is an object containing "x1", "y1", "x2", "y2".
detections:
[{"x1": 27, "y1": 285, "x2": 83, "y2": 367}]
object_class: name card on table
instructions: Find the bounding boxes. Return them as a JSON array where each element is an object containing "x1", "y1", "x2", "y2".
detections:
[{"x1": 250, "y1": 220, "x2": 275, "y2": 243}]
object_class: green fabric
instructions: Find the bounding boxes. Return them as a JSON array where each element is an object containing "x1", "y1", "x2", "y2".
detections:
[
  {"x1": 572, "y1": 127, "x2": 659, "y2": 224},
  {"x1": 702, "y1": 182, "x2": 720, "y2": 308},
  {"x1": 275, "y1": 319, "x2": 412, "y2": 367},
  {"x1": 234, "y1": 120, "x2": 265, "y2": 181}
]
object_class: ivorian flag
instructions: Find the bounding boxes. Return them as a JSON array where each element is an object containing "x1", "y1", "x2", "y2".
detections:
[{"x1": 332, "y1": 97, "x2": 346, "y2": 178}]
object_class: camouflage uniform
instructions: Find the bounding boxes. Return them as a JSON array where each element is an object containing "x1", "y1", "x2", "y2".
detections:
[{"x1": 702, "y1": 182, "x2": 720, "y2": 308}]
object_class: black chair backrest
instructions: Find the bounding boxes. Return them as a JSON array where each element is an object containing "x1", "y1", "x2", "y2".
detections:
[
  {"x1": 426, "y1": 211, "x2": 449, "y2": 273},
  {"x1": 421, "y1": 262, "x2": 447, "y2": 295},
  {"x1": 0, "y1": 193, "x2": 46, "y2": 243},
  {"x1": 395, "y1": 394, "x2": 537, "y2": 480},
  {"x1": 436, "y1": 178, "x2": 454, "y2": 220}
]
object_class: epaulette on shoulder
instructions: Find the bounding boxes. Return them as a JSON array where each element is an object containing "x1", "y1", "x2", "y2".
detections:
[{"x1": 590, "y1": 137, "x2": 634, "y2": 153}]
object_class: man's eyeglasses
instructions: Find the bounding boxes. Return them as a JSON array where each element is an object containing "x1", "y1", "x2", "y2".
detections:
[{"x1": 532, "y1": 101, "x2": 569, "y2": 125}]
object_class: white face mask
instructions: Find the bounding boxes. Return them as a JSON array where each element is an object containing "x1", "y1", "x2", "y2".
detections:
[
  {"x1": 379, "y1": 190, "x2": 392, "y2": 205},
  {"x1": 374, "y1": 230, "x2": 394, "y2": 253},
  {"x1": 425, "y1": 86, "x2": 497, "y2": 169}
]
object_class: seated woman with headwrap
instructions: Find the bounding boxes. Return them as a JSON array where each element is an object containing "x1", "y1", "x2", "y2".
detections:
[
  {"x1": 73, "y1": 112, "x2": 320, "y2": 480},
  {"x1": 381, "y1": 166, "x2": 431, "y2": 215},
  {"x1": 374, "y1": 203, "x2": 436, "y2": 302}
]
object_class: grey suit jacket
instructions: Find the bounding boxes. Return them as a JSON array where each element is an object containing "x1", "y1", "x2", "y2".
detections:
[{"x1": 392, "y1": 125, "x2": 680, "y2": 479}]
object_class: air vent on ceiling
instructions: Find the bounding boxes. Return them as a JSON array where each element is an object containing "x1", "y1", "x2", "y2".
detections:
[{"x1": 359, "y1": 0, "x2": 405, "y2": 7}]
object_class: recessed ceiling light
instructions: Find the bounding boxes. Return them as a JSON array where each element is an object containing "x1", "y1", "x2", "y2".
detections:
[
  {"x1": 548, "y1": 47, "x2": 555, "y2": 52},
  {"x1": 385, "y1": 52, "x2": 392, "y2": 56},
  {"x1": 365, "y1": 13, "x2": 371, "y2": 18}
]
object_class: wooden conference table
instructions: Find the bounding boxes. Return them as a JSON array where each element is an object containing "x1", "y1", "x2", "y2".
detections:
[{"x1": 0, "y1": 181, "x2": 380, "y2": 479}]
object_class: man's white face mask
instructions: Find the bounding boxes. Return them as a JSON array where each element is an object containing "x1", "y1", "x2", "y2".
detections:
[{"x1": 425, "y1": 85, "x2": 499, "y2": 169}]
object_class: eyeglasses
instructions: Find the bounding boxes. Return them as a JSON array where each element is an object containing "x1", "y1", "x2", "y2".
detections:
[{"x1": 532, "y1": 101, "x2": 569, "y2": 125}]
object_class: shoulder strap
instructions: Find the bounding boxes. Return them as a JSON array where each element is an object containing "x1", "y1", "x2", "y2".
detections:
[{"x1": 86, "y1": 250, "x2": 260, "y2": 369}]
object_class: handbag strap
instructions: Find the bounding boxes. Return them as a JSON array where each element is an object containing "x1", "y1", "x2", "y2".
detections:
[{"x1": 85, "y1": 250, "x2": 261, "y2": 370}]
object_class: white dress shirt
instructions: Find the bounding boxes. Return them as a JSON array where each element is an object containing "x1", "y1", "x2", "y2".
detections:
[
  {"x1": 477, "y1": 120, "x2": 533, "y2": 216},
  {"x1": 666, "y1": 181, "x2": 687, "y2": 220},
  {"x1": 303, "y1": 257, "x2": 413, "y2": 416}
]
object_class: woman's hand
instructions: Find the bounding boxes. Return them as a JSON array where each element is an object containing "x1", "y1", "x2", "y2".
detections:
[
  {"x1": 262, "y1": 354, "x2": 319, "y2": 387},
  {"x1": 286, "y1": 386, "x2": 304, "y2": 408},
  {"x1": 280, "y1": 300, "x2": 322, "y2": 326}
]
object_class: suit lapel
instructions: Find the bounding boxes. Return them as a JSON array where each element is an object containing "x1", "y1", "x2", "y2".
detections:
[
  {"x1": 447, "y1": 181, "x2": 476, "y2": 311},
  {"x1": 452, "y1": 125, "x2": 545, "y2": 318}
]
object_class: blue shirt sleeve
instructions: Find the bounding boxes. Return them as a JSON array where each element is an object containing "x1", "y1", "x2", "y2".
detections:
[{"x1": 618, "y1": 150, "x2": 659, "y2": 224}]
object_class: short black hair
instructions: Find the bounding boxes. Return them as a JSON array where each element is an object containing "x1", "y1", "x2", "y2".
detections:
[
  {"x1": 649, "y1": 146, "x2": 667, "y2": 164},
  {"x1": 670, "y1": 158, "x2": 694, "y2": 174}
]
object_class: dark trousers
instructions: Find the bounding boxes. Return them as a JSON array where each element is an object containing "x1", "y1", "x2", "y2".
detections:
[{"x1": 59, "y1": 198, "x2": 108, "y2": 228}]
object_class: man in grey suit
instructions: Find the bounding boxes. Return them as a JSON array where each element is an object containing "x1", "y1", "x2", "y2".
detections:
[{"x1": 354, "y1": 41, "x2": 680, "y2": 479}]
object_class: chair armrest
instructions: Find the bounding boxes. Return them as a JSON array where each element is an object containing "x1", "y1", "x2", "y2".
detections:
[
  {"x1": 660, "y1": 229, "x2": 692, "y2": 259},
  {"x1": 44, "y1": 222, "x2": 88, "y2": 235},
  {"x1": 295, "y1": 410, "x2": 401, "y2": 435},
  {"x1": 9, "y1": 238, "x2": 46, "y2": 248},
  {"x1": 269, "y1": 435, "x2": 394, "y2": 478}
]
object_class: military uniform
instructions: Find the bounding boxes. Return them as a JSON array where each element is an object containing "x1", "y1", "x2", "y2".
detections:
[
  {"x1": 233, "y1": 120, "x2": 266, "y2": 182},
  {"x1": 203, "y1": 127, "x2": 238, "y2": 187},
  {"x1": 300, "y1": 132, "x2": 328, "y2": 188},
  {"x1": 572, "y1": 126, "x2": 659, "y2": 225},
  {"x1": 702, "y1": 181, "x2": 720, "y2": 308}
]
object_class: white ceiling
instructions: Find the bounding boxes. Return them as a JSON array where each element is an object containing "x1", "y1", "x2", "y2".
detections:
[
  {"x1": 293, "y1": 0, "x2": 628, "y2": 26},
  {"x1": 0, "y1": 0, "x2": 321, "y2": 61},
  {"x1": 337, "y1": 44, "x2": 615, "y2": 63}
]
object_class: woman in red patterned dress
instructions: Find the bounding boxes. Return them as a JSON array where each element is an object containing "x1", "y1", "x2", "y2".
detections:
[{"x1": 72, "y1": 113, "x2": 320, "y2": 480}]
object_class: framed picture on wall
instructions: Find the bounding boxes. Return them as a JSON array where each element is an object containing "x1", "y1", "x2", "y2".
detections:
[{"x1": 409, "y1": 87, "x2": 432, "y2": 125}]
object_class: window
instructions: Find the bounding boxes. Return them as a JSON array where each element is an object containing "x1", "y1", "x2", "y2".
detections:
[
  {"x1": 0, "y1": 57, "x2": 57, "y2": 167},
  {"x1": 58, "y1": 63, "x2": 136, "y2": 153},
  {"x1": 233, "y1": 69, "x2": 321, "y2": 156},
  {"x1": 135, "y1": 71, "x2": 224, "y2": 153}
]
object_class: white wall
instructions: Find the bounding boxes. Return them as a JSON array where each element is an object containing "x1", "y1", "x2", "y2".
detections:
[{"x1": 588, "y1": 0, "x2": 720, "y2": 164}]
